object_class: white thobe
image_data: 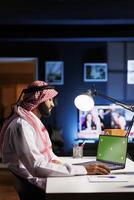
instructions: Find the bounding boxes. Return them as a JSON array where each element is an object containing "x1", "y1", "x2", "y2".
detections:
[{"x1": 2, "y1": 112, "x2": 87, "y2": 190}]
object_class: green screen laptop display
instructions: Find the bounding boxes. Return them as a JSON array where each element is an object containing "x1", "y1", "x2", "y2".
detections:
[{"x1": 97, "y1": 135, "x2": 128, "y2": 165}]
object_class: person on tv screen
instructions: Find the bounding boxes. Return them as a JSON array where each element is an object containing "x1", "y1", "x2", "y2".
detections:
[
  {"x1": 0, "y1": 80, "x2": 110, "y2": 193},
  {"x1": 82, "y1": 112, "x2": 97, "y2": 130},
  {"x1": 82, "y1": 110, "x2": 101, "y2": 131},
  {"x1": 98, "y1": 109, "x2": 106, "y2": 130},
  {"x1": 100, "y1": 108, "x2": 112, "y2": 129},
  {"x1": 111, "y1": 111, "x2": 126, "y2": 130}
]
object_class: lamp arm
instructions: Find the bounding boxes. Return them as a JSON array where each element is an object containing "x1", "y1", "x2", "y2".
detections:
[
  {"x1": 92, "y1": 91, "x2": 134, "y2": 112},
  {"x1": 87, "y1": 87, "x2": 134, "y2": 137}
]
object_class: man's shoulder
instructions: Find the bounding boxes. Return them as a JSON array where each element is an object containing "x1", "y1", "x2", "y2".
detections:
[{"x1": 8, "y1": 117, "x2": 30, "y2": 129}]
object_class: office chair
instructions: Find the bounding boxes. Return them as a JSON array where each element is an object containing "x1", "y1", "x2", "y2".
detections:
[{"x1": 11, "y1": 172, "x2": 46, "y2": 200}]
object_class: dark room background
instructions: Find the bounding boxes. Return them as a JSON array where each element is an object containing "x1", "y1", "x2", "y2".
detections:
[{"x1": 0, "y1": 0, "x2": 134, "y2": 155}]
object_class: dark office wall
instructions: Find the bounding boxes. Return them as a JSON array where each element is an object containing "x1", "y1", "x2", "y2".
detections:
[
  {"x1": 0, "y1": 40, "x2": 106, "y2": 152},
  {"x1": 0, "y1": 0, "x2": 134, "y2": 154},
  {"x1": 0, "y1": 40, "x2": 134, "y2": 154}
]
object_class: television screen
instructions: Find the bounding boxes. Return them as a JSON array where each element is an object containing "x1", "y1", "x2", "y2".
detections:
[{"x1": 77, "y1": 104, "x2": 134, "y2": 143}]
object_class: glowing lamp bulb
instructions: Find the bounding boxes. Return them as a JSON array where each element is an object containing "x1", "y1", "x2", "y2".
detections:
[{"x1": 74, "y1": 94, "x2": 94, "y2": 111}]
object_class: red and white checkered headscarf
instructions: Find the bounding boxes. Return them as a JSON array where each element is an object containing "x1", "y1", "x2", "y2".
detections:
[
  {"x1": 19, "y1": 80, "x2": 58, "y2": 111},
  {"x1": 0, "y1": 80, "x2": 58, "y2": 155}
]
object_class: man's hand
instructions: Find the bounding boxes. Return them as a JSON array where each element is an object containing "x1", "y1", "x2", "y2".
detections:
[
  {"x1": 85, "y1": 163, "x2": 110, "y2": 175},
  {"x1": 51, "y1": 159, "x2": 62, "y2": 164}
]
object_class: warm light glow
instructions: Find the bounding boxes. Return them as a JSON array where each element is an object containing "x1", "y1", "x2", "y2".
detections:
[{"x1": 74, "y1": 93, "x2": 94, "y2": 111}]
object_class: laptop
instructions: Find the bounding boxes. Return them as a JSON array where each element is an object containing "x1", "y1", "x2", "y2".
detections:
[{"x1": 73, "y1": 135, "x2": 128, "y2": 170}]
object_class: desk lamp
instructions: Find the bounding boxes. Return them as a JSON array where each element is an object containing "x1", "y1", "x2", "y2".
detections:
[{"x1": 74, "y1": 86, "x2": 134, "y2": 137}]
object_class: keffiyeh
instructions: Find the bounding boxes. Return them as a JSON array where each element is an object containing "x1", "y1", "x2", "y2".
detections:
[
  {"x1": 0, "y1": 80, "x2": 58, "y2": 151},
  {"x1": 19, "y1": 80, "x2": 58, "y2": 111}
]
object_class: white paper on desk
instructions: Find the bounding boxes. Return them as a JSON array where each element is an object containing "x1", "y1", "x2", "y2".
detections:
[{"x1": 88, "y1": 175, "x2": 129, "y2": 182}]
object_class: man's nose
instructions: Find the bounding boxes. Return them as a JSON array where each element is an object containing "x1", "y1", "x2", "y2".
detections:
[{"x1": 51, "y1": 101, "x2": 55, "y2": 107}]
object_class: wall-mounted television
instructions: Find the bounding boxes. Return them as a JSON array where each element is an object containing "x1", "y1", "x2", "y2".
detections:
[{"x1": 77, "y1": 104, "x2": 134, "y2": 143}]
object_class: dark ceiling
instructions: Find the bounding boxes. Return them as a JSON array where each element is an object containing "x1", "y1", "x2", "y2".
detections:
[
  {"x1": 0, "y1": 0, "x2": 134, "y2": 41},
  {"x1": 0, "y1": 0, "x2": 134, "y2": 25}
]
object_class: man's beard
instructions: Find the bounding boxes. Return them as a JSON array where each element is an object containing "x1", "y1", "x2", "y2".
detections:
[{"x1": 38, "y1": 102, "x2": 52, "y2": 117}]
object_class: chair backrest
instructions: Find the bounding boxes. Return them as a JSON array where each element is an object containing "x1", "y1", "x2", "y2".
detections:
[{"x1": 11, "y1": 172, "x2": 45, "y2": 200}]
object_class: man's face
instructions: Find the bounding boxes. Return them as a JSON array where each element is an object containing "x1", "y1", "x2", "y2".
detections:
[{"x1": 38, "y1": 98, "x2": 55, "y2": 117}]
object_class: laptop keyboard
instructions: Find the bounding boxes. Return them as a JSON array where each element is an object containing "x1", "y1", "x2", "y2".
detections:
[
  {"x1": 105, "y1": 163, "x2": 123, "y2": 170},
  {"x1": 73, "y1": 160, "x2": 123, "y2": 170}
]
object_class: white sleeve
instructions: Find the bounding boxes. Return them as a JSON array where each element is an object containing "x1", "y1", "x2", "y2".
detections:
[{"x1": 11, "y1": 119, "x2": 87, "y2": 177}]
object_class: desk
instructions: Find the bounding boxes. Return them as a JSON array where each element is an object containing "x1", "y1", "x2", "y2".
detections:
[{"x1": 46, "y1": 157, "x2": 134, "y2": 200}]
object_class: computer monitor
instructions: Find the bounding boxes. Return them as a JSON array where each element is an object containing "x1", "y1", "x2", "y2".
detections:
[{"x1": 77, "y1": 104, "x2": 134, "y2": 143}]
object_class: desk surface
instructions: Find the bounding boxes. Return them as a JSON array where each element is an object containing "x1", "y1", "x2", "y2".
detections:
[{"x1": 46, "y1": 157, "x2": 134, "y2": 200}]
